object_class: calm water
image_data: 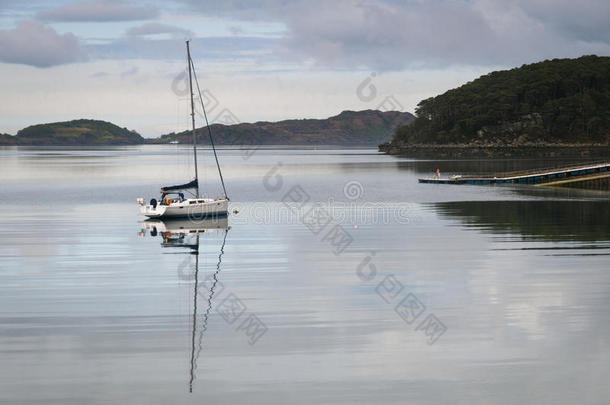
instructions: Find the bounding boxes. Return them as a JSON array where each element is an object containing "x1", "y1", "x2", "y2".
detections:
[{"x1": 1, "y1": 146, "x2": 609, "y2": 404}]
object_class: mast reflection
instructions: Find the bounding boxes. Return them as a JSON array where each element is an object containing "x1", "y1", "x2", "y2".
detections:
[{"x1": 140, "y1": 216, "x2": 230, "y2": 393}]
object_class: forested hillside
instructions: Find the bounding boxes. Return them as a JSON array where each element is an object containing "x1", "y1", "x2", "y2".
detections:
[
  {"x1": 13, "y1": 119, "x2": 144, "y2": 145},
  {"x1": 154, "y1": 110, "x2": 414, "y2": 145},
  {"x1": 390, "y1": 55, "x2": 610, "y2": 146}
]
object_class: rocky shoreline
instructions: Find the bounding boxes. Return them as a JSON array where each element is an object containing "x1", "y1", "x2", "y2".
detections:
[{"x1": 378, "y1": 143, "x2": 610, "y2": 158}]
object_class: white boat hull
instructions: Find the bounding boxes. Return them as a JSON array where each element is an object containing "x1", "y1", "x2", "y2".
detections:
[{"x1": 140, "y1": 198, "x2": 228, "y2": 219}]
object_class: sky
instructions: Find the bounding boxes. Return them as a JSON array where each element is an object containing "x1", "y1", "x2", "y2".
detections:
[{"x1": 1, "y1": 0, "x2": 609, "y2": 137}]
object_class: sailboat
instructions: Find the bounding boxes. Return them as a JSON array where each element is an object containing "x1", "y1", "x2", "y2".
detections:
[{"x1": 138, "y1": 40, "x2": 229, "y2": 219}]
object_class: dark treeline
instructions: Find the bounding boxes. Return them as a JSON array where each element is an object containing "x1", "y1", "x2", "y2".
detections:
[{"x1": 392, "y1": 55, "x2": 610, "y2": 146}]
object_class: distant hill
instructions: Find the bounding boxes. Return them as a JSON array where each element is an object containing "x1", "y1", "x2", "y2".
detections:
[
  {"x1": 0, "y1": 133, "x2": 16, "y2": 145},
  {"x1": 3, "y1": 119, "x2": 144, "y2": 146},
  {"x1": 388, "y1": 55, "x2": 610, "y2": 148},
  {"x1": 0, "y1": 110, "x2": 413, "y2": 146},
  {"x1": 153, "y1": 110, "x2": 414, "y2": 145}
]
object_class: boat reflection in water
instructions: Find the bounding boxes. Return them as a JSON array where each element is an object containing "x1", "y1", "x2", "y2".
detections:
[
  {"x1": 140, "y1": 216, "x2": 229, "y2": 243},
  {"x1": 139, "y1": 217, "x2": 230, "y2": 393}
]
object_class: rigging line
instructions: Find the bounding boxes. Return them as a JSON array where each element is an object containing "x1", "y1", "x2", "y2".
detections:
[
  {"x1": 190, "y1": 57, "x2": 229, "y2": 200},
  {"x1": 193, "y1": 228, "x2": 229, "y2": 374}
]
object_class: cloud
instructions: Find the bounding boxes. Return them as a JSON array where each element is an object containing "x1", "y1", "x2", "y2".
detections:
[
  {"x1": 179, "y1": 0, "x2": 610, "y2": 70},
  {"x1": 512, "y1": 0, "x2": 610, "y2": 43},
  {"x1": 5, "y1": 0, "x2": 609, "y2": 71},
  {"x1": 37, "y1": 0, "x2": 159, "y2": 22},
  {"x1": 275, "y1": 0, "x2": 497, "y2": 70},
  {"x1": 272, "y1": 0, "x2": 610, "y2": 70},
  {"x1": 179, "y1": 0, "x2": 289, "y2": 22},
  {"x1": 126, "y1": 22, "x2": 193, "y2": 38},
  {"x1": 87, "y1": 36, "x2": 275, "y2": 61},
  {"x1": 0, "y1": 21, "x2": 87, "y2": 67}
]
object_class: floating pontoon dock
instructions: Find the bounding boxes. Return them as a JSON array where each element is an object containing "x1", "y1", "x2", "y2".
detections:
[{"x1": 419, "y1": 162, "x2": 610, "y2": 186}]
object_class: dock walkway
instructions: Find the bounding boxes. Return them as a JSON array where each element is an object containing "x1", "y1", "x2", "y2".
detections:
[{"x1": 419, "y1": 162, "x2": 610, "y2": 185}]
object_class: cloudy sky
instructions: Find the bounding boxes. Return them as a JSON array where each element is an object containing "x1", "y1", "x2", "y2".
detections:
[{"x1": 1, "y1": 0, "x2": 609, "y2": 136}]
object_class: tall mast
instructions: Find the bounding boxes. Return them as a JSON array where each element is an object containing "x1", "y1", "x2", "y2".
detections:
[{"x1": 186, "y1": 40, "x2": 199, "y2": 198}]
